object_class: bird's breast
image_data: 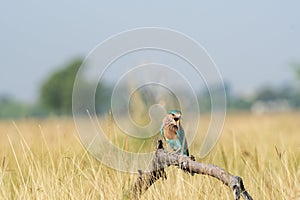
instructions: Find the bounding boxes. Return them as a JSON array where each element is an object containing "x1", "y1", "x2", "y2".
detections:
[{"x1": 163, "y1": 126, "x2": 178, "y2": 140}]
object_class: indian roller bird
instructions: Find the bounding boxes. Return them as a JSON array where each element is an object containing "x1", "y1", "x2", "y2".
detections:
[{"x1": 160, "y1": 110, "x2": 190, "y2": 156}]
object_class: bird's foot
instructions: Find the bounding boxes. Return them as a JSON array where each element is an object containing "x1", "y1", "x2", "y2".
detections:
[{"x1": 189, "y1": 155, "x2": 196, "y2": 161}]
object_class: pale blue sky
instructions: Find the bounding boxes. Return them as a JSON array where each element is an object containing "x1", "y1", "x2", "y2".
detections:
[{"x1": 1, "y1": 1, "x2": 299, "y2": 102}]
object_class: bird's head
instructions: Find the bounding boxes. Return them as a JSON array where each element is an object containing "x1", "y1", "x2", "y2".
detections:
[{"x1": 167, "y1": 110, "x2": 182, "y2": 126}]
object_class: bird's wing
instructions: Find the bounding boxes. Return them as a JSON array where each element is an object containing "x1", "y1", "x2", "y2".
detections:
[
  {"x1": 176, "y1": 126, "x2": 189, "y2": 155},
  {"x1": 176, "y1": 126, "x2": 184, "y2": 142}
]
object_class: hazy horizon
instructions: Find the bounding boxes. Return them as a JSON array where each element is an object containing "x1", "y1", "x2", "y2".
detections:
[{"x1": 1, "y1": 1, "x2": 299, "y2": 102}]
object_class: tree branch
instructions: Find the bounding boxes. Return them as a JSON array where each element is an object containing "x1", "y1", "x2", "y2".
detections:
[{"x1": 128, "y1": 140, "x2": 253, "y2": 200}]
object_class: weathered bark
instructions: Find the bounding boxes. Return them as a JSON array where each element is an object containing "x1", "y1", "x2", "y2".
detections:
[{"x1": 128, "y1": 140, "x2": 253, "y2": 200}]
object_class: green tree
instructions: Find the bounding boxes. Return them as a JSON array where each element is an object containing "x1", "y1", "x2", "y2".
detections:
[
  {"x1": 40, "y1": 58, "x2": 113, "y2": 115},
  {"x1": 0, "y1": 96, "x2": 27, "y2": 118},
  {"x1": 40, "y1": 58, "x2": 82, "y2": 114},
  {"x1": 295, "y1": 64, "x2": 300, "y2": 80},
  {"x1": 255, "y1": 86, "x2": 279, "y2": 101}
]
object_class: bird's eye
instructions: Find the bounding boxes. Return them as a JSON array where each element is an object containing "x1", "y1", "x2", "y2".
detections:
[{"x1": 171, "y1": 113, "x2": 175, "y2": 116}]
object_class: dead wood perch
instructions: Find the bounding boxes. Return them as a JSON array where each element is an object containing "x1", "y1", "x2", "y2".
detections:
[{"x1": 128, "y1": 140, "x2": 253, "y2": 200}]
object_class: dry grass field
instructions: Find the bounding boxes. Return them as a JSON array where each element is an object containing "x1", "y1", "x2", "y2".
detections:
[{"x1": 0, "y1": 113, "x2": 299, "y2": 199}]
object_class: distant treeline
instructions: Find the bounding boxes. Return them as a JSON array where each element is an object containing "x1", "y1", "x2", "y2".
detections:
[{"x1": 1, "y1": 59, "x2": 300, "y2": 118}]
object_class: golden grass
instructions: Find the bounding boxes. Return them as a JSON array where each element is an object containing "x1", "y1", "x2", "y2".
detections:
[{"x1": 0, "y1": 113, "x2": 299, "y2": 199}]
